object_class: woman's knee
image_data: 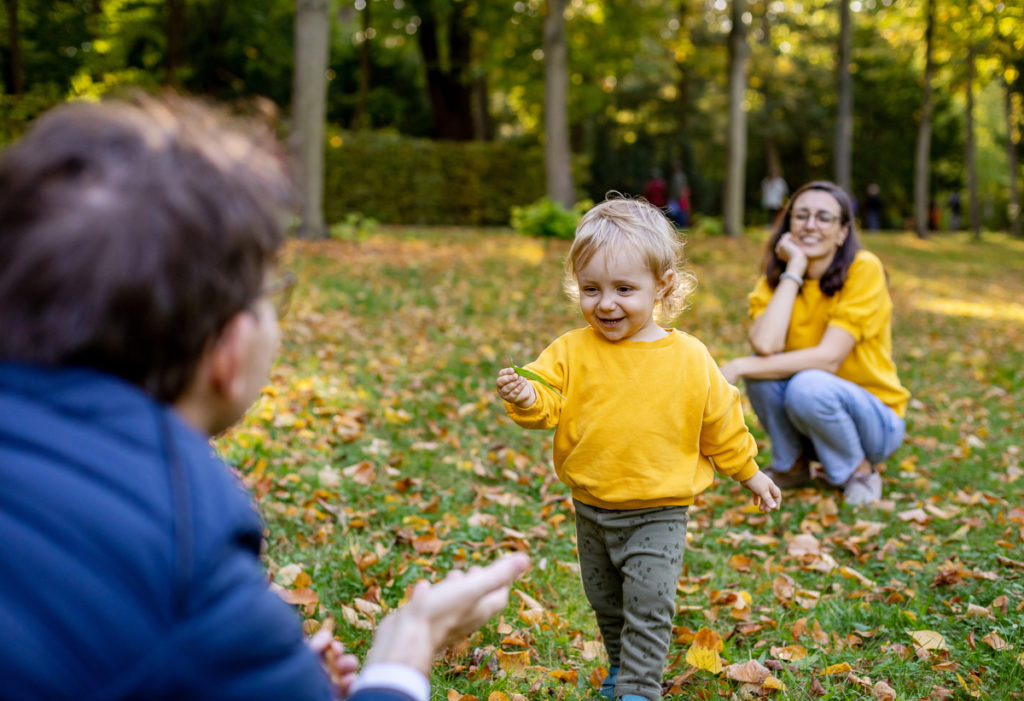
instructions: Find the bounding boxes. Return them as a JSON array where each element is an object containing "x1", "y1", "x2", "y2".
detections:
[{"x1": 783, "y1": 370, "x2": 837, "y2": 418}]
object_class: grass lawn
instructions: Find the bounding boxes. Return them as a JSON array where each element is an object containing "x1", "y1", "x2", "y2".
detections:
[{"x1": 218, "y1": 227, "x2": 1024, "y2": 700}]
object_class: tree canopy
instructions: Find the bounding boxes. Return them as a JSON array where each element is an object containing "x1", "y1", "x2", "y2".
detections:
[{"x1": 2, "y1": 0, "x2": 1022, "y2": 230}]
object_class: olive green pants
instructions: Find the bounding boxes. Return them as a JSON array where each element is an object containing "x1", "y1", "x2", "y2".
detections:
[{"x1": 574, "y1": 500, "x2": 689, "y2": 701}]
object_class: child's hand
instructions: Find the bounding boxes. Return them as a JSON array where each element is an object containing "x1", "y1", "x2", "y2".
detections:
[
  {"x1": 741, "y1": 471, "x2": 782, "y2": 512},
  {"x1": 496, "y1": 367, "x2": 537, "y2": 408}
]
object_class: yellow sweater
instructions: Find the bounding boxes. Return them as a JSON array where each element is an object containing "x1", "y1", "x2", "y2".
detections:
[
  {"x1": 504, "y1": 327, "x2": 759, "y2": 510},
  {"x1": 748, "y1": 249, "x2": 910, "y2": 416}
]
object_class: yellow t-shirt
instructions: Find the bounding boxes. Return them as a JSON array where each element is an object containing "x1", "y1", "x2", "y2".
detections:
[
  {"x1": 748, "y1": 249, "x2": 909, "y2": 416},
  {"x1": 503, "y1": 327, "x2": 759, "y2": 510}
]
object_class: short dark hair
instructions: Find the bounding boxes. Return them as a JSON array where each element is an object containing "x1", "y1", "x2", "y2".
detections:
[
  {"x1": 0, "y1": 94, "x2": 291, "y2": 401},
  {"x1": 763, "y1": 180, "x2": 860, "y2": 296}
]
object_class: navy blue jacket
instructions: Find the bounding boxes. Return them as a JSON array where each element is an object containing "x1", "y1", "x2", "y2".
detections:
[{"x1": 0, "y1": 365, "x2": 413, "y2": 701}]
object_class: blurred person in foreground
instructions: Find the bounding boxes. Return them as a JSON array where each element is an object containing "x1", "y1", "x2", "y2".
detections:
[
  {"x1": 0, "y1": 94, "x2": 527, "y2": 701},
  {"x1": 721, "y1": 181, "x2": 909, "y2": 506}
]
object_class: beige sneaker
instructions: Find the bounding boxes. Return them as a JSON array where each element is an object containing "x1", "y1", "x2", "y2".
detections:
[{"x1": 843, "y1": 470, "x2": 882, "y2": 505}]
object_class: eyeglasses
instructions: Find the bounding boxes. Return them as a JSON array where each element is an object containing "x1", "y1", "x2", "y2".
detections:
[
  {"x1": 791, "y1": 210, "x2": 840, "y2": 225},
  {"x1": 261, "y1": 270, "x2": 297, "y2": 318}
]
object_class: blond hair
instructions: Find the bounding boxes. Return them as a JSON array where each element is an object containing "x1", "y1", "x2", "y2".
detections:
[{"x1": 563, "y1": 196, "x2": 697, "y2": 323}]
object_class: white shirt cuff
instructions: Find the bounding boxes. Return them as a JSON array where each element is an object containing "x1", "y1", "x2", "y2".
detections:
[{"x1": 349, "y1": 663, "x2": 430, "y2": 701}]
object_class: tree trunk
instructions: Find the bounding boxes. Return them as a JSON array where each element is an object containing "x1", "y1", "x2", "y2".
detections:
[
  {"x1": 1006, "y1": 72, "x2": 1021, "y2": 239},
  {"x1": 674, "y1": 0, "x2": 694, "y2": 194},
  {"x1": 164, "y1": 0, "x2": 186, "y2": 86},
  {"x1": 291, "y1": 0, "x2": 330, "y2": 239},
  {"x1": 351, "y1": 0, "x2": 371, "y2": 130},
  {"x1": 724, "y1": 0, "x2": 749, "y2": 238},
  {"x1": 3, "y1": 0, "x2": 23, "y2": 95},
  {"x1": 965, "y1": 43, "x2": 980, "y2": 239},
  {"x1": 913, "y1": 0, "x2": 934, "y2": 239},
  {"x1": 411, "y1": 0, "x2": 474, "y2": 141},
  {"x1": 471, "y1": 73, "x2": 493, "y2": 141},
  {"x1": 544, "y1": 0, "x2": 574, "y2": 208},
  {"x1": 835, "y1": 0, "x2": 853, "y2": 195}
]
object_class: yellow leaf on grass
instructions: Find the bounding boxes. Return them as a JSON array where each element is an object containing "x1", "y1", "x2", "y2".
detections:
[
  {"x1": 820, "y1": 662, "x2": 852, "y2": 675},
  {"x1": 548, "y1": 669, "x2": 578, "y2": 684},
  {"x1": 588, "y1": 666, "x2": 609, "y2": 690},
  {"x1": 685, "y1": 627, "x2": 723, "y2": 674},
  {"x1": 763, "y1": 675, "x2": 785, "y2": 690},
  {"x1": 487, "y1": 693, "x2": 510, "y2": 701},
  {"x1": 910, "y1": 630, "x2": 948, "y2": 651},
  {"x1": 494, "y1": 649, "x2": 531, "y2": 674}
]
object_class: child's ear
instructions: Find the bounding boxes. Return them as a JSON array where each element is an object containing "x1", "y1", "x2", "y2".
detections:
[{"x1": 657, "y1": 268, "x2": 676, "y2": 298}]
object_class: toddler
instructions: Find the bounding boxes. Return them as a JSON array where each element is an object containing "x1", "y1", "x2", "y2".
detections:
[{"x1": 496, "y1": 197, "x2": 780, "y2": 701}]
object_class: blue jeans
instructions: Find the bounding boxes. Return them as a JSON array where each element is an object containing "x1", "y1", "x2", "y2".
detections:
[{"x1": 745, "y1": 369, "x2": 905, "y2": 485}]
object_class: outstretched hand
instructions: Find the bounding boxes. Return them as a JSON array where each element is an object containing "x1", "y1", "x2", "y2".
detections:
[
  {"x1": 496, "y1": 367, "x2": 537, "y2": 408},
  {"x1": 307, "y1": 626, "x2": 360, "y2": 699},
  {"x1": 364, "y1": 553, "x2": 530, "y2": 676},
  {"x1": 741, "y1": 471, "x2": 782, "y2": 513}
]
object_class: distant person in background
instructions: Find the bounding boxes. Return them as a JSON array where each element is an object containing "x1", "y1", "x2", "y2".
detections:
[
  {"x1": 667, "y1": 161, "x2": 690, "y2": 228},
  {"x1": 761, "y1": 172, "x2": 789, "y2": 225},
  {"x1": 864, "y1": 183, "x2": 884, "y2": 231},
  {"x1": 948, "y1": 191, "x2": 962, "y2": 231},
  {"x1": 929, "y1": 199, "x2": 941, "y2": 231},
  {"x1": 643, "y1": 168, "x2": 669, "y2": 209}
]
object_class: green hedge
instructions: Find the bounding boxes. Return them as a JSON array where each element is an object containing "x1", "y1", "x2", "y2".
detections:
[{"x1": 323, "y1": 130, "x2": 586, "y2": 226}]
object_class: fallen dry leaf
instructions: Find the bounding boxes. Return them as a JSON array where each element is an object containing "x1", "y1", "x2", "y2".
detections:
[
  {"x1": 724, "y1": 659, "x2": 770, "y2": 683},
  {"x1": 685, "y1": 627, "x2": 724, "y2": 674}
]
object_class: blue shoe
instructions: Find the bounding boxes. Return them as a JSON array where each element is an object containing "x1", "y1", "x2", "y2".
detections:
[
  {"x1": 599, "y1": 666, "x2": 618, "y2": 699},
  {"x1": 618, "y1": 695, "x2": 647, "y2": 701}
]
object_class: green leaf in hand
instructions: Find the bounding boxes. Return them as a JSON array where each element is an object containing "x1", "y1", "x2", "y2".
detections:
[{"x1": 510, "y1": 359, "x2": 567, "y2": 400}]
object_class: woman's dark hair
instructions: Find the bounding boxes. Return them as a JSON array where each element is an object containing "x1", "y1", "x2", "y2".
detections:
[
  {"x1": 763, "y1": 180, "x2": 861, "y2": 296},
  {"x1": 0, "y1": 94, "x2": 291, "y2": 402}
]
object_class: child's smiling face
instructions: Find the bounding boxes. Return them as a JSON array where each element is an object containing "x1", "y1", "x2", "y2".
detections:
[{"x1": 575, "y1": 245, "x2": 673, "y2": 343}]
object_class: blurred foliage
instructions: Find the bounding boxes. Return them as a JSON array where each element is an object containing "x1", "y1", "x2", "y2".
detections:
[
  {"x1": 510, "y1": 197, "x2": 592, "y2": 240},
  {"x1": 1, "y1": 0, "x2": 1022, "y2": 229},
  {"x1": 323, "y1": 129, "x2": 589, "y2": 226}
]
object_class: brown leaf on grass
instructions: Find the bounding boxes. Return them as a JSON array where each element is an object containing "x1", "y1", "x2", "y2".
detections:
[
  {"x1": 808, "y1": 677, "x2": 826, "y2": 696},
  {"x1": 981, "y1": 630, "x2": 1012, "y2": 651},
  {"x1": 588, "y1": 666, "x2": 608, "y2": 690},
  {"x1": 992, "y1": 595, "x2": 1009, "y2": 614},
  {"x1": 965, "y1": 603, "x2": 992, "y2": 618},
  {"x1": 897, "y1": 508, "x2": 930, "y2": 524},
  {"x1": 791, "y1": 617, "x2": 808, "y2": 638},
  {"x1": 770, "y1": 644, "x2": 808, "y2": 661},
  {"x1": 873, "y1": 680, "x2": 897, "y2": 700},
  {"x1": 342, "y1": 460, "x2": 376, "y2": 485},
  {"x1": 773, "y1": 574, "x2": 795, "y2": 602},
  {"x1": 578, "y1": 639, "x2": 603, "y2": 660},
  {"x1": 928, "y1": 686, "x2": 955, "y2": 699},
  {"x1": 412, "y1": 534, "x2": 445, "y2": 555},
  {"x1": 788, "y1": 533, "x2": 821, "y2": 556},
  {"x1": 724, "y1": 659, "x2": 770, "y2": 683},
  {"x1": 997, "y1": 555, "x2": 1024, "y2": 570},
  {"x1": 728, "y1": 553, "x2": 752, "y2": 572},
  {"x1": 664, "y1": 667, "x2": 698, "y2": 695},
  {"x1": 447, "y1": 690, "x2": 477, "y2": 701},
  {"x1": 487, "y1": 693, "x2": 510, "y2": 701}
]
